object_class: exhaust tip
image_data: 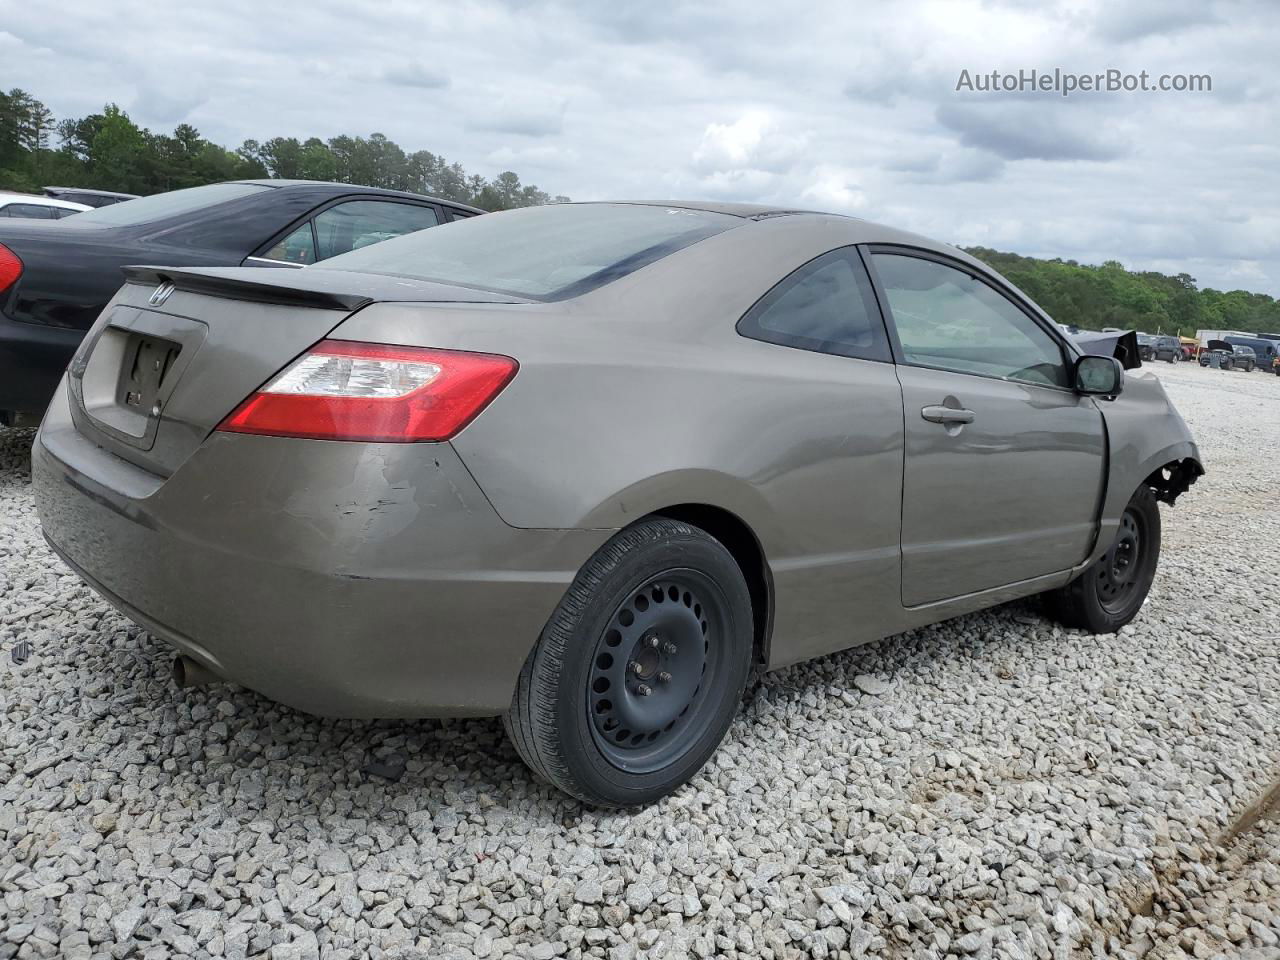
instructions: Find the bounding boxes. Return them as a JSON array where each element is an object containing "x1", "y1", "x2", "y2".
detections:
[{"x1": 172, "y1": 654, "x2": 217, "y2": 689}]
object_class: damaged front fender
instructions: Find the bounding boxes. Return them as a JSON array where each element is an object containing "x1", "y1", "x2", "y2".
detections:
[
  {"x1": 1085, "y1": 370, "x2": 1204, "y2": 565},
  {"x1": 1145, "y1": 456, "x2": 1204, "y2": 505}
]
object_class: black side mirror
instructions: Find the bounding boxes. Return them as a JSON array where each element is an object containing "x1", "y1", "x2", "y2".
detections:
[{"x1": 1075, "y1": 355, "x2": 1124, "y2": 397}]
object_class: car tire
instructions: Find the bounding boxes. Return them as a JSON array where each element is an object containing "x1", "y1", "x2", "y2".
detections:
[
  {"x1": 1043, "y1": 486, "x2": 1161, "y2": 634},
  {"x1": 504, "y1": 517, "x2": 753, "y2": 807},
  {"x1": 1166, "y1": 353, "x2": 1176, "y2": 363}
]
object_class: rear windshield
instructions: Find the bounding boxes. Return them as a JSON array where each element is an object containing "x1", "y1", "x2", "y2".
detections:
[
  {"x1": 70, "y1": 182, "x2": 272, "y2": 226},
  {"x1": 312, "y1": 203, "x2": 741, "y2": 300}
]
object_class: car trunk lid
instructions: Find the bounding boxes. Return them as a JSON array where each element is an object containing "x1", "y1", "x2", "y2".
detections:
[{"x1": 67, "y1": 265, "x2": 528, "y2": 477}]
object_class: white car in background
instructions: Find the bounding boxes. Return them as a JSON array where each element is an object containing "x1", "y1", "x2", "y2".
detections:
[{"x1": 0, "y1": 192, "x2": 91, "y2": 219}]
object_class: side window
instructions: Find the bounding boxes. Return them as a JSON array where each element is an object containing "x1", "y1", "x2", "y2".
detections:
[
  {"x1": 737, "y1": 248, "x2": 890, "y2": 362},
  {"x1": 871, "y1": 252, "x2": 1069, "y2": 388},
  {"x1": 312, "y1": 201, "x2": 439, "y2": 261},
  {"x1": 261, "y1": 223, "x2": 317, "y2": 264},
  {"x1": 7, "y1": 203, "x2": 54, "y2": 219}
]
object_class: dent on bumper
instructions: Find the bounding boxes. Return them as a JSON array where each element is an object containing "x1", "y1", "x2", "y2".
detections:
[{"x1": 33, "y1": 397, "x2": 608, "y2": 718}]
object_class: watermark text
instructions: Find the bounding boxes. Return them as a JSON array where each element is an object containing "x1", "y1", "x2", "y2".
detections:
[{"x1": 956, "y1": 68, "x2": 1212, "y2": 97}]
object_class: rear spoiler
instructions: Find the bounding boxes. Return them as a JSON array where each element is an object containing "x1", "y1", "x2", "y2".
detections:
[
  {"x1": 1071, "y1": 330, "x2": 1142, "y2": 370},
  {"x1": 123, "y1": 265, "x2": 374, "y2": 312}
]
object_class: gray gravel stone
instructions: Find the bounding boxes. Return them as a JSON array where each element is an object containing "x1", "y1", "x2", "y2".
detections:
[
  {"x1": 853, "y1": 674, "x2": 889, "y2": 695},
  {"x1": 111, "y1": 907, "x2": 145, "y2": 942}
]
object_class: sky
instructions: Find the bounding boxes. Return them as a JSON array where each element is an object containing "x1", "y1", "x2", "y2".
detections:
[{"x1": 2, "y1": 0, "x2": 1278, "y2": 295}]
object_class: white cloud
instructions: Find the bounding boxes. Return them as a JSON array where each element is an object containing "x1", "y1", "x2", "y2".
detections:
[
  {"x1": 800, "y1": 167, "x2": 867, "y2": 213},
  {"x1": 691, "y1": 111, "x2": 806, "y2": 176},
  {"x1": 485, "y1": 144, "x2": 579, "y2": 171},
  {"x1": 382, "y1": 63, "x2": 449, "y2": 90}
]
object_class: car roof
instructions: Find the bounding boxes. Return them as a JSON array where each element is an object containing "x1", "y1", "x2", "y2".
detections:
[
  {"x1": 599, "y1": 201, "x2": 977, "y2": 256},
  {"x1": 43, "y1": 186, "x2": 139, "y2": 199},
  {"x1": 626, "y1": 200, "x2": 831, "y2": 219},
  {"x1": 601, "y1": 201, "x2": 994, "y2": 270},
  {"x1": 231, "y1": 179, "x2": 486, "y2": 215}
]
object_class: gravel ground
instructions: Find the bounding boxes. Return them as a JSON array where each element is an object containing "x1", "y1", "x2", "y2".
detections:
[{"x1": 1, "y1": 361, "x2": 1278, "y2": 960}]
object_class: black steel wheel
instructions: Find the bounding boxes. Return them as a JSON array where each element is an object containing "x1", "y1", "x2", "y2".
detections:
[
  {"x1": 1043, "y1": 486, "x2": 1161, "y2": 633},
  {"x1": 586, "y1": 571, "x2": 723, "y2": 773},
  {"x1": 1095, "y1": 507, "x2": 1144, "y2": 615},
  {"x1": 505, "y1": 518, "x2": 753, "y2": 807}
]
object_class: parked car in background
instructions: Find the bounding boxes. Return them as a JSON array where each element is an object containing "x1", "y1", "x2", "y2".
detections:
[
  {"x1": 1148, "y1": 334, "x2": 1182, "y2": 363},
  {"x1": 1224, "y1": 335, "x2": 1280, "y2": 371},
  {"x1": 33, "y1": 202, "x2": 1203, "y2": 805},
  {"x1": 1199, "y1": 340, "x2": 1256, "y2": 371},
  {"x1": 0, "y1": 192, "x2": 90, "y2": 219},
  {"x1": 1135, "y1": 333, "x2": 1181, "y2": 363},
  {"x1": 0, "y1": 180, "x2": 483, "y2": 423},
  {"x1": 43, "y1": 186, "x2": 139, "y2": 208}
]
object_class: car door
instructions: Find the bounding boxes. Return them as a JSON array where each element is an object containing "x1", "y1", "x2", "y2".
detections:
[
  {"x1": 244, "y1": 198, "x2": 442, "y2": 268},
  {"x1": 866, "y1": 246, "x2": 1106, "y2": 607},
  {"x1": 733, "y1": 245, "x2": 905, "y2": 659}
]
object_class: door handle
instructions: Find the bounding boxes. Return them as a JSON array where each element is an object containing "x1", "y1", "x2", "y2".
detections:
[{"x1": 921, "y1": 404, "x2": 975, "y2": 425}]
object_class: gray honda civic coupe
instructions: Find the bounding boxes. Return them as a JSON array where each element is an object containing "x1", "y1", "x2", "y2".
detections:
[{"x1": 32, "y1": 202, "x2": 1202, "y2": 806}]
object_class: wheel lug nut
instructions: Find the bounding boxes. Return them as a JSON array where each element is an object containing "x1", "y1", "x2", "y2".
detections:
[
  {"x1": 636, "y1": 683, "x2": 652, "y2": 697},
  {"x1": 629, "y1": 661, "x2": 644, "y2": 675},
  {"x1": 662, "y1": 641, "x2": 677, "y2": 655},
  {"x1": 646, "y1": 635, "x2": 659, "y2": 648},
  {"x1": 658, "y1": 671, "x2": 672, "y2": 683}
]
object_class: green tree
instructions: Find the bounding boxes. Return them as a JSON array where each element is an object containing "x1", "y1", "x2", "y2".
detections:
[
  {"x1": 963, "y1": 247, "x2": 1280, "y2": 339},
  {"x1": 88, "y1": 105, "x2": 145, "y2": 193}
]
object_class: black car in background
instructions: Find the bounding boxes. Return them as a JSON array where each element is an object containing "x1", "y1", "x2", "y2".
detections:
[
  {"x1": 0, "y1": 180, "x2": 482, "y2": 423},
  {"x1": 1223, "y1": 335, "x2": 1280, "y2": 371},
  {"x1": 43, "y1": 186, "x2": 140, "y2": 208},
  {"x1": 1137, "y1": 333, "x2": 1181, "y2": 362},
  {"x1": 1149, "y1": 334, "x2": 1182, "y2": 363},
  {"x1": 1198, "y1": 340, "x2": 1256, "y2": 371}
]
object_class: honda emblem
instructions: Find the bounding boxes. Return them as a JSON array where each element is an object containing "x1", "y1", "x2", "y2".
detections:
[{"x1": 148, "y1": 281, "x2": 175, "y2": 307}]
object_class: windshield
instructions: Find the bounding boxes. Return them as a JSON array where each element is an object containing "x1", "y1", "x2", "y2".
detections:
[
  {"x1": 313, "y1": 203, "x2": 742, "y2": 300},
  {"x1": 70, "y1": 182, "x2": 272, "y2": 226}
]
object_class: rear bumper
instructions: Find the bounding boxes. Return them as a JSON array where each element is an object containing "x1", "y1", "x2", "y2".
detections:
[
  {"x1": 33, "y1": 383, "x2": 608, "y2": 717},
  {"x1": 0, "y1": 312, "x2": 81, "y2": 417}
]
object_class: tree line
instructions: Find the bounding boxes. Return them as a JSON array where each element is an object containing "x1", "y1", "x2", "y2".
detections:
[
  {"x1": 962, "y1": 247, "x2": 1280, "y2": 338},
  {"x1": 0, "y1": 88, "x2": 567, "y2": 211}
]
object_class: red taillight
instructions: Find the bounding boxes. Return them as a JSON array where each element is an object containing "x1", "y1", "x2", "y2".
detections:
[
  {"x1": 216, "y1": 339, "x2": 518, "y2": 442},
  {"x1": 0, "y1": 243, "x2": 22, "y2": 295}
]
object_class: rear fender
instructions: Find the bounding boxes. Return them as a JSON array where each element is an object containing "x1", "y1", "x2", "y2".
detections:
[{"x1": 577, "y1": 468, "x2": 779, "y2": 541}]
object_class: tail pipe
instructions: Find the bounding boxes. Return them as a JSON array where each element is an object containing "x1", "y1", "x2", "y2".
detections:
[{"x1": 172, "y1": 655, "x2": 219, "y2": 689}]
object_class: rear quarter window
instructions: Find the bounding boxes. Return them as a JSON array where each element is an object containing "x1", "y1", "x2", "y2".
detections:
[
  {"x1": 70, "y1": 182, "x2": 271, "y2": 226},
  {"x1": 312, "y1": 203, "x2": 741, "y2": 300}
]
